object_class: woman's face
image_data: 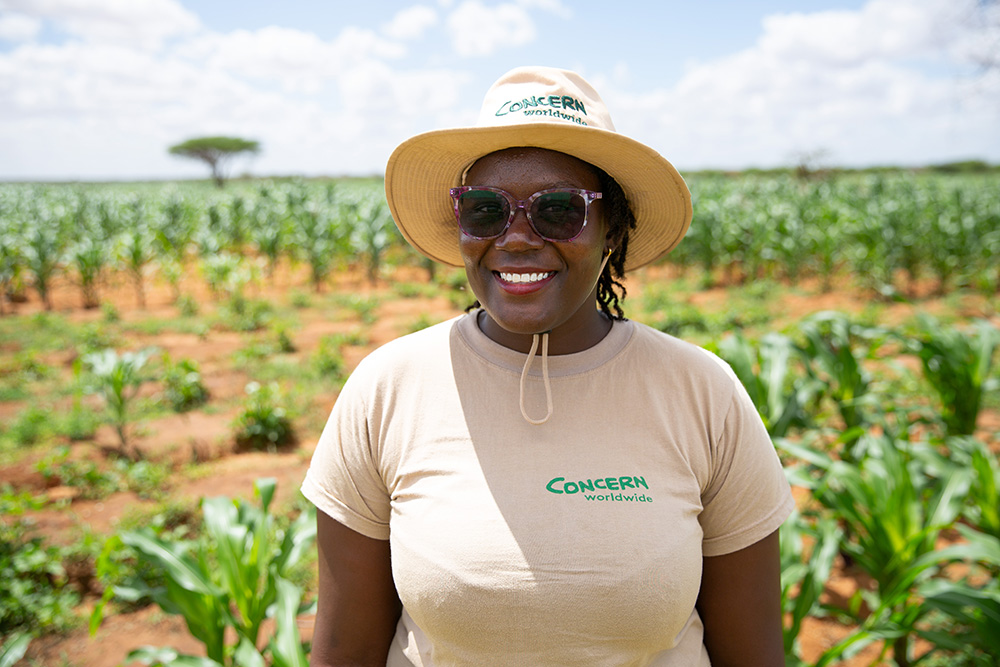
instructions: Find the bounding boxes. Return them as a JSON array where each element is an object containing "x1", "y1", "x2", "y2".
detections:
[{"x1": 460, "y1": 147, "x2": 611, "y2": 354}]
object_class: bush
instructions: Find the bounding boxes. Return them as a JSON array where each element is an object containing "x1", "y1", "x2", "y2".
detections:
[
  {"x1": 234, "y1": 382, "x2": 294, "y2": 451},
  {"x1": 312, "y1": 335, "x2": 345, "y2": 379},
  {"x1": 4, "y1": 405, "x2": 53, "y2": 447},
  {"x1": 162, "y1": 356, "x2": 209, "y2": 412},
  {"x1": 0, "y1": 520, "x2": 79, "y2": 637}
]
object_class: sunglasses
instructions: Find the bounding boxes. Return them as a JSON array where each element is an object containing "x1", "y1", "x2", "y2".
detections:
[{"x1": 449, "y1": 186, "x2": 602, "y2": 242}]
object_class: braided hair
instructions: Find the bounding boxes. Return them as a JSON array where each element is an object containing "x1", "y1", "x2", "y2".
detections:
[
  {"x1": 464, "y1": 153, "x2": 637, "y2": 320},
  {"x1": 594, "y1": 167, "x2": 636, "y2": 321}
]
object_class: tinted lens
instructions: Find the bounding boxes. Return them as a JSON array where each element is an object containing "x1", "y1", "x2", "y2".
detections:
[
  {"x1": 529, "y1": 191, "x2": 587, "y2": 240},
  {"x1": 456, "y1": 190, "x2": 509, "y2": 237}
]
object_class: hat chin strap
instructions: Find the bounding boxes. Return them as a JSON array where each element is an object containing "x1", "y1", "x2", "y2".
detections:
[{"x1": 518, "y1": 248, "x2": 613, "y2": 426}]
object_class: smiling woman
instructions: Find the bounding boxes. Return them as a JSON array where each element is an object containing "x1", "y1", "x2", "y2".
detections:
[{"x1": 301, "y1": 66, "x2": 795, "y2": 667}]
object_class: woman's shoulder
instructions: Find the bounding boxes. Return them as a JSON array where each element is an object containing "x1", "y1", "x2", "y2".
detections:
[
  {"x1": 351, "y1": 314, "x2": 463, "y2": 378},
  {"x1": 627, "y1": 320, "x2": 741, "y2": 384}
]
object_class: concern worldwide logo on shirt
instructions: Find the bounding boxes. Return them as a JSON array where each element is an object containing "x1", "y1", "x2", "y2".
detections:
[{"x1": 546, "y1": 475, "x2": 653, "y2": 503}]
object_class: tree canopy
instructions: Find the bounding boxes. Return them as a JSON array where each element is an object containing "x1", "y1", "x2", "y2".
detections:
[{"x1": 168, "y1": 136, "x2": 260, "y2": 187}]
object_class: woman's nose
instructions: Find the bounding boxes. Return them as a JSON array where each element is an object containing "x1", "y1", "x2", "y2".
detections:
[{"x1": 495, "y1": 208, "x2": 544, "y2": 250}]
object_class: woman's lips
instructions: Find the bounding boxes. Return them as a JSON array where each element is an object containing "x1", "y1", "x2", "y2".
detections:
[{"x1": 494, "y1": 270, "x2": 556, "y2": 294}]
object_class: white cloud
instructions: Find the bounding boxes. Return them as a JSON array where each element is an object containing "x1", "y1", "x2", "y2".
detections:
[
  {"x1": 447, "y1": 1, "x2": 536, "y2": 57},
  {"x1": 0, "y1": 14, "x2": 469, "y2": 178},
  {"x1": 1, "y1": 0, "x2": 997, "y2": 179},
  {"x1": 758, "y1": 0, "x2": 979, "y2": 66},
  {"x1": 176, "y1": 25, "x2": 407, "y2": 97},
  {"x1": 1, "y1": 0, "x2": 201, "y2": 48},
  {"x1": 382, "y1": 5, "x2": 439, "y2": 40},
  {"x1": 0, "y1": 12, "x2": 40, "y2": 42},
  {"x1": 515, "y1": 0, "x2": 571, "y2": 18},
  {"x1": 603, "y1": 0, "x2": 1000, "y2": 169}
]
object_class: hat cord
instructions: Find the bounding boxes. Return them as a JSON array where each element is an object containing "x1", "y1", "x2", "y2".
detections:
[
  {"x1": 515, "y1": 249, "x2": 612, "y2": 426},
  {"x1": 519, "y1": 332, "x2": 553, "y2": 425}
]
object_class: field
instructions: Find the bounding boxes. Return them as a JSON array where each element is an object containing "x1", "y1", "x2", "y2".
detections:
[{"x1": 1, "y1": 172, "x2": 998, "y2": 666}]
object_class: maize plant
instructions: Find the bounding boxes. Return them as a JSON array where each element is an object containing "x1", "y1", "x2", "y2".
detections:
[
  {"x1": 944, "y1": 437, "x2": 1000, "y2": 540},
  {"x1": 291, "y1": 199, "x2": 348, "y2": 292},
  {"x1": 779, "y1": 434, "x2": 975, "y2": 667},
  {"x1": 83, "y1": 347, "x2": 156, "y2": 457},
  {"x1": 716, "y1": 331, "x2": 816, "y2": 437},
  {"x1": 348, "y1": 195, "x2": 399, "y2": 285},
  {"x1": 779, "y1": 510, "x2": 841, "y2": 666},
  {"x1": 95, "y1": 478, "x2": 315, "y2": 667},
  {"x1": 250, "y1": 192, "x2": 288, "y2": 277},
  {"x1": 66, "y1": 232, "x2": 110, "y2": 309},
  {"x1": 153, "y1": 192, "x2": 195, "y2": 261},
  {"x1": 796, "y1": 312, "x2": 886, "y2": 461},
  {"x1": 116, "y1": 217, "x2": 156, "y2": 309},
  {"x1": 22, "y1": 211, "x2": 64, "y2": 311},
  {"x1": 911, "y1": 526, "x2": 1000, "y2": 665},
  {"x1": 0, "y1": 230, "x2": 23, "y2": 316},
  {"x1": 907, "y1": 316, "x2": 999, "y2": 436}
]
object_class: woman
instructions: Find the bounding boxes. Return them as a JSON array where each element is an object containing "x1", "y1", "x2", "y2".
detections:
[{"x1": 303, "y1": 66, "x2": 794, "y2": 666}]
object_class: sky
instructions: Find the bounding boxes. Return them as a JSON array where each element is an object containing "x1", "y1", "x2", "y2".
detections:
[{"x1": 0, "y1": 0, "x2": 998, "y2": 181}]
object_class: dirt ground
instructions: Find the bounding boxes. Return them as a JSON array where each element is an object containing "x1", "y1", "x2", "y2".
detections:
[{"x1": 5, "y1": 262, "x2": 996, "y2": 667}]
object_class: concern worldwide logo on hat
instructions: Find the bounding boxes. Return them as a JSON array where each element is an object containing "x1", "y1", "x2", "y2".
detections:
[{"x1": 494, "y1": 92, "x2": 590, "y2": 126}]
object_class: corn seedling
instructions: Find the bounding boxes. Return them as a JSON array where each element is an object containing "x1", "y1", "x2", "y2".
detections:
[
  {"x1": 781, "y1": 434, "x2": 975, "y2": 667},
  {"x1": 779, "y1": 510, "x2": 841, "y2": 665},
  {"x1": 116, "y1": 219, "x2": 156, "y2": 309},
  {"x1": 66, "y1": 233, "x2": 109, "y2": 309},
  {"x1": 716, "y1": 331, "x2": 815, "y2": 437},
  {"x1": 907, "y1": 316, "x2": 999, "y2": 436},
  {"x1": 83, "y1": 347, "x2": 156, "y2": 456},
  {"x1": 797, "y1": 312, "x2": 885, "y2": 461},
  {"x1": 94, "y1": 478, "x2": 315, "y2": 667},
  {"x1": 22, "y1": 218, "x2": 63, "y2": 311}
]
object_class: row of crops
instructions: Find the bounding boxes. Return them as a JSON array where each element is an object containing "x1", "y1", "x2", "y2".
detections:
[
  {"x1": 0, "y1": 172, "x2": 998, "y2": 666},
  {"x1": 4, "y1": 307, "x2": 995, "y2": 666},
  {"x1": 1, "y1": 172, "x2": 998, "y2": 313},
  {"x1": 713, "y1": 312, "x2": 999, "y2": 666}
]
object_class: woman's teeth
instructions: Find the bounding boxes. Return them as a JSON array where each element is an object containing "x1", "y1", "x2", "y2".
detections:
[{"x1": 499, "y1": 272, "x2": 553, "y2": 284}]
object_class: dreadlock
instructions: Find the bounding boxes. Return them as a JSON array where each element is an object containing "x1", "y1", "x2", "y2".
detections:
[
  {"x1": 594, "y1": 167, "x2": 636, "y2": 320},
  {"x1": 463, "y1": 151, "x2": 637, "y2": 320}
]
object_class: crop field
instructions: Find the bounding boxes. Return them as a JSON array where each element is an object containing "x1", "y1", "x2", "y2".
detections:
[{"x1": 0, "y1": 172, "x2": 998, "y2": 666}]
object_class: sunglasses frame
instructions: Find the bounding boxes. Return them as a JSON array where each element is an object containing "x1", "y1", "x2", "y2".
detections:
[{"x1": 449, "y1": 186, "x2": 603, "y2": 242}]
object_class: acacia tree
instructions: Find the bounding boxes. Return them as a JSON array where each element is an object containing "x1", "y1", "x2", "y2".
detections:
[{"x1": 168, "y1": 136, "x2": 260, "y2": 188}]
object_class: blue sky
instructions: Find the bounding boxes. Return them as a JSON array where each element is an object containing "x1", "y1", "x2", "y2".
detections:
[{"x1": 0, "y1": 0, "x2": 997, "y2": 180}]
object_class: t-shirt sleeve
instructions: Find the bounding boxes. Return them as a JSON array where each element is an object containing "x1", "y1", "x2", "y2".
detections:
[
  {"x1": 698, "y1": 373, "x2": 795, "y2": 557},
  {"x1": 301, "y1": 363, "x2": 392, "y2": 540}
]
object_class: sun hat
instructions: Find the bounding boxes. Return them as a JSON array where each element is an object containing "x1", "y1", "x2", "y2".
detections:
[{"x1": 384, "y1": 65, "x2": 693, "y2": 272}]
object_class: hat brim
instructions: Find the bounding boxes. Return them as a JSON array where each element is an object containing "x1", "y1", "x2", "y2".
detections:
[{"x1": 385, "y1": 123, "x2": 693, "y2": 272}]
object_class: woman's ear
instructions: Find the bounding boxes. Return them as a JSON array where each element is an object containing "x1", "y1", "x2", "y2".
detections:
[{"x1": 605, "y1": 225, "x2": 624, "y2": 250}]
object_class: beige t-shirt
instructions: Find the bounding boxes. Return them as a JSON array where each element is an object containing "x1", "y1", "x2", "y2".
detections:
[{"x1": 302, "y1": 313, "x2": 794, "y2": 666}]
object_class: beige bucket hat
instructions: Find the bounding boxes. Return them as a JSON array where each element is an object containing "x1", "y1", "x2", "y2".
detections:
[{"x1": 384, "y1": 66, "x2": 693, "y2": 272}]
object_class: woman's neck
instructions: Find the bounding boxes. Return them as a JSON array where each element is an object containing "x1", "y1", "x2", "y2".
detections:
[{"x1": 475, "y1": 308, "x2": 613, "y2": 355}]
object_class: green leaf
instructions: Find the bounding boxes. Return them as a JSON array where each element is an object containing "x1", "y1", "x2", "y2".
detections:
[
  {"x1": 0, "y1": 633, "x2": 31, "y2": 667},
  {"x1": 233, "y1": 637, "x2": 267, "y2": 667},
  {"x1": 120, "y1": 529, "x2": 217, "y2": 596},
  {"x1": 269, "y1": 577, "x2": 309, "y2": 667},
  {"x1": 255, "y1": 477, "x2": 277, "y2": 512},
  {"x1": 127, "y1": 646, "x2": 225, "y2": 667}
]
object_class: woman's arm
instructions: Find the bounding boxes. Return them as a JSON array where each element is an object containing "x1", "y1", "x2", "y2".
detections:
[
  {"x1": 310, "y1": 509, "x2": 402, "y2": 667},
  {"x1": 696, "y1": 529, "x2": 784, "y2": 667}
]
